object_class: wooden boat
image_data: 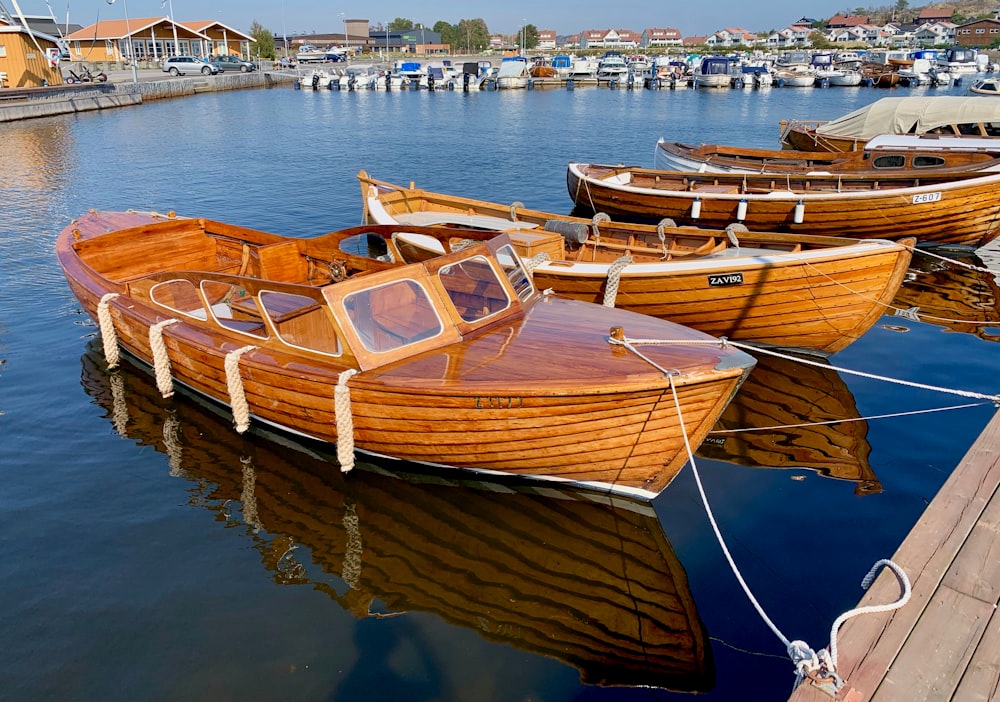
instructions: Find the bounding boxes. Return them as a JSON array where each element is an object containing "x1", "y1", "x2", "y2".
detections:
[
  {"x1": 969, "y1": 77, "x2": 1000, "y2": 96},
  {"x1": 79, "y1": 343, "x2": 716, "y2": 691},
  {"x1": 57, "y1": 210, "x2": 755, "y2": 500},
  {"x1": 566, "y1": 162, "x2": 1000, "y2": 248},
  {"x1": 653, "y1": 134, "x2": 1000, "y2": 175},
  {"x1": 778, "y1": 96, "x2": 1000, "y2": 152},
  {"x1": 359, "y1": 171, "x2": 913, "y2": 355},
  {"x1": 696, "y1": 352, "x2": 880, "y2": 496}
]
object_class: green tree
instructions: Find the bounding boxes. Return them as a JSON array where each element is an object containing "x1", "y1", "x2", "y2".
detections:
[
  {"x1": 809, "y1": 30, "x2": 833, "y2": 48},
  {"x1": 456, "y1": 18, "x2": 490, "y2": 52},
  {"x1": 523, "y1": 24, "x2": 539, "y2": 50},
  {"x1": 434, "y1": 21, "x2": 457, "y2": 47},
  {"x1": 389, "y1": 18, "x2": 414, "y2": 30},
  {"x1": 249, "y1": 20, "x2": 276, "y2": 59}
]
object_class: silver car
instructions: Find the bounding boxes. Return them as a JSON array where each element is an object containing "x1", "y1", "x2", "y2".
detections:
[{"x1": 161, "y1": 56, "x2": 221, "y2": 76}]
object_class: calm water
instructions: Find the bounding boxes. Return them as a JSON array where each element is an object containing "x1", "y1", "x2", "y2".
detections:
[{"x1": 3, "y1": 80, "x2": 1000, "y2": 701}]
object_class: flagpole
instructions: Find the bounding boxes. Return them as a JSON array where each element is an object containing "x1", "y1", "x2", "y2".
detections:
[
  {"x1": 164, "y1": 0, "x2": 179, "y2": 57},
  {"x1": 107, "y1": 0, "x2": 138, "y2": 83}
]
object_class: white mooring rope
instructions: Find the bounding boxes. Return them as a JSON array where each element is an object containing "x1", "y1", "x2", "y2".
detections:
[
  {"x1": 603, "y1": 254, "x2": 633, "y2": 307},
  {"x1": 661, "y1": 372, "x2": 911, "y2": 695},
  {"x1": 224, "y1": 345, "x2": 257, "y2": 433},
  {"x1": 149, "y1": 319, "x2": 180, "y2": 398},
  {"x1": 335, "y1": 369, "x2": 359, "y2": 472},
  {"x1": 97, "y1": 292, "x2": 121, "y2": 368},
  {"x1": 522, "y1": 251, "x2": 550, "y2": 276}
]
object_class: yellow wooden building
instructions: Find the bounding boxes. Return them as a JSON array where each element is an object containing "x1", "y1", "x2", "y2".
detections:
[
  {"x1": 66, "y1": 17, "x2": 254, "y2": 63},
  {"x1": 0, "y1": 16, "x2": 64, "y2": 87}
]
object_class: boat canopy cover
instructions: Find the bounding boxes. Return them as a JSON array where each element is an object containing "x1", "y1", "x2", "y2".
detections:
[
  {"x1": 462, "y1": 62, "x2": 479, "y2": 74},
  {"x1": 399, "y1": 62, "x2": 421, "y2": 72},
  {"x1": 429, "y1": 66, "x2": 444, "y2": 79},
  {"x1": 815, "y1": 96, "x2": 1000, "y2": 138},
  {"x1": 497, "y1": 60, "x2": 528, "y2": 78}
]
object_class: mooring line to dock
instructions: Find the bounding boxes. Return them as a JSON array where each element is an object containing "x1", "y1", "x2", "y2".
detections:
[
  {"x1": 708, "y1": 400, "x2": 991, "y2": 434},
  {"x1": 665, "y1": 372, "x2": 912, "y2": 695},
  {"x1": 612, "y1": 333, "x2": 1000, "y2": 404}
]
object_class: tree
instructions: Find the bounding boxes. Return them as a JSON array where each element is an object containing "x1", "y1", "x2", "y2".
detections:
[
  {"x1": 389, "y1": 18, "x2": 414, "y2": 31},
  {"x1": 249, "y1": 20, "x2": 276, "y2": 59},
  {"x1": 523, "y1": 24, "x2": 539, "y2": 50},
  {"x1": 434, "y1": 21, "x2": 456, "y2": 48},
  {"x1": 456, "y1": 18, "x2": 490, "y2": 53},
  {"x1": 809, "y1": 30, "x2": 834, "y2": 48}
]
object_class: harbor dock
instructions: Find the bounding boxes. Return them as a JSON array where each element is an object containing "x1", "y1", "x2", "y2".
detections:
[{"x1": 789, "y1": 410, "x2": 1000, "y2": 701}]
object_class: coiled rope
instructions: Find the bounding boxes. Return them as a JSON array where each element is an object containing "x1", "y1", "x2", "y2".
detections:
[
  {"x1": 603, "y1": 255, "x2": 633, "y2": 307},
  {"x1": 149, "y1": 319, "x2": 180, "y2": 398},
  {"x1": 509, "y1": 201, "x2": 524, "y2": 221},
  {"x1": 335, "y1": 369, "x2": 359, "y2": 472},
  {"x1": 224, "y1": 345, "x2": 257, "y2": 433},
  {"x1": 658, "y1": 366, "x2": 911, "y2": 695},
  {"x1": 97, "y1": 292, "x2": 121, "y2": 369}
]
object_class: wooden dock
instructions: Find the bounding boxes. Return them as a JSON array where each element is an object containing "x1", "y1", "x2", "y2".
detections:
[{"x1": 789, "y1": 410, "x2": 1000, "y2": 702}]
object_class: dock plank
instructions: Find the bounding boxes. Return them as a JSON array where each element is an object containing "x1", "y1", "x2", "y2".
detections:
[
  {"x1": 789, "y1": 410, "x2": 1000, "y2": 702},
  {"x1": 951, "y1": 606, "x2": 1000, "y2": 700}
]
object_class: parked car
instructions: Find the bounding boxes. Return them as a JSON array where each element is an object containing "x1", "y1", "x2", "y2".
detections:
[
  {"x1": 210, "y1": 55, "x2": 257, "y2": 72},
  {"x1": 161, "y1": 56, "x2": 221, "y2": 76}
]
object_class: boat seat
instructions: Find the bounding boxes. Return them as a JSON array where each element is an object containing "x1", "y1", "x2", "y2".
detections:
[{"x1": 395, "y1": 211, "x2": 539, "y2": 231}]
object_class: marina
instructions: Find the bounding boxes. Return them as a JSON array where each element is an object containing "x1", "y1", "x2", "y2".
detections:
[{"x1": 3, "y1": 78, "x2": 1000, "y2": 700}]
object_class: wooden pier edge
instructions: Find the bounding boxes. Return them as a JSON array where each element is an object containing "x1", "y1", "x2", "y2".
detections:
[{"x1": 790, "y1": 409, "x2": 1000, "y2": 702}]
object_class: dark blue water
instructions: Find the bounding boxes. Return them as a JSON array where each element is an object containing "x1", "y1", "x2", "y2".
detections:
[{"x1": 2, "y1": 81, "x2": 999, "y2": 701}]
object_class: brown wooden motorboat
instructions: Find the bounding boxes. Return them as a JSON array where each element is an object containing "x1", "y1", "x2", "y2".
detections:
[
  {"x1": 566, "y1": 161, "x2": 1000, "y2": 247},
  {"x1": 57, "y1": 210, "x2": 755, "y2": 499},
  {"x1": 360, "y1": 171, "x2": 913, "y2": 355}
]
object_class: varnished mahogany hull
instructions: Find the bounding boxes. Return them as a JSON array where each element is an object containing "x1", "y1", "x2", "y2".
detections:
[
  {"x1": 566, "y1": 163, "x2": 1000, "y2": 247},
  {"x1": 696, "y1": 353, "x2": 879, "y2": 495},
  {"x1": 79, "y1": 344, "x2": 715, "y2": 691},
  {"x1": 360, "y1": 173, "x2": 913, "y2": 354},
  {"x1": 58, "y1": 211, "x2": 753, "y2": 499}
]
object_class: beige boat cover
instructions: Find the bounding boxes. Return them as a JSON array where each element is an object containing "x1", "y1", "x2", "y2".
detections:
[{"x1": 814, "y1": 96, "x2": 1000, "y2": 138}]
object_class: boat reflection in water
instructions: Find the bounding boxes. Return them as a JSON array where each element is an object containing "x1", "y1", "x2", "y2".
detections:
[
  {"x1": 79, "y1": 343, "x2": 715, "y2": 692},
  {"x1": 696, "y1": 353, "x2": 880, "y2": 495},
  {"x1": 890, "y1": 250, "x2": 1000, "y2": 343}
]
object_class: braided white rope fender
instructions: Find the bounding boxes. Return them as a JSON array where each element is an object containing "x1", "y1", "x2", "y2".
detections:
[
  {"x1": 509, "y1": 201, "x2": 524, "y2": 221},
  {"x1": 149, "y1": 319, "x2": 180, "y2": 398},
  {"x1": 603, "y1": 254, "x2": 633, "y2": 308},
  {"x1": 97, "y1": 293, "x2": 121, "y2": 368},
  {"x1": 335, "y1": 369, "x2": 359, "y2": 472},
  {"x1": 224, "y1": 345, "x2": 258, "y2": 433},
  {"x1": 523, "y1": 251, "x2": 550, "y2": 276}
]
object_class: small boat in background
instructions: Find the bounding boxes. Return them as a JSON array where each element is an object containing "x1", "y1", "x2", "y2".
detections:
[
  {"x1": 693, "y1": 55, "x2": 736, "y2": 88},
  {"x1": 778, "y1": 96, "x2": 1000, "y2": 152},
  {"x1": 359, "y1": 170, "x2": 913, "y2": 355},
  {"x1": 970, "y1": 77, "x2": 1000, "y2": 95},
  {"x1": 496, "y1": 56, "x2": 529, "y2": 89},
  {"x1": 653, "y1": 134, "x2": 1000, "y2": 174},
  {"x1": 58, "y1": 210, "x2": 755, "y2": 499}
]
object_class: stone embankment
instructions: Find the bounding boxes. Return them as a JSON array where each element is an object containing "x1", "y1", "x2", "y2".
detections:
[{"x1": 0, "y1": 71, "x2": 296, "y2": 123}]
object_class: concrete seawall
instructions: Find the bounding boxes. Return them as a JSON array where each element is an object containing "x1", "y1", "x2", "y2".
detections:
[{"x1": 0, "y1": 71, "x2": 296, "y2": 123}]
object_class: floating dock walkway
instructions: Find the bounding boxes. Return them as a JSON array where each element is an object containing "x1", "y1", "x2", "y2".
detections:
[{"x1": 789, "y1": 410, "x2": 1000, "y2": 701}]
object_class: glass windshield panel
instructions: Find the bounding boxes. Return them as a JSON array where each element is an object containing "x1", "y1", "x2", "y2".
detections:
[
  {"x1": 150, "y1": 279, "x2": 207, "y2": 319},
  {"x1": 438, "y1": 255, "x2": 511, "y2": 322},
  {"x1": 200, "y1": 280, "x2": 268, "y2": 338},
  {"x1": 494, "y1": 244, "x2": 534, "y2": 301},
  {"x1": 343, "y1": 279, "x2": 442, "y2": 353},
  {"x1": 259, "y1": 291, "x2": 340, "y2": 355}
]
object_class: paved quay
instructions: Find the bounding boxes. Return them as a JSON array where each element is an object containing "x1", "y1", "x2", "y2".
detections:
[{"x1": 789, "y1": 409, "x2": 1000, "y2": 702}]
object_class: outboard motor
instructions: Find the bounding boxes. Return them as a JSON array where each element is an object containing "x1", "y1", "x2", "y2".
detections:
[{"x1": 311, "y1": 72, "x2": 320, "y2": 89}]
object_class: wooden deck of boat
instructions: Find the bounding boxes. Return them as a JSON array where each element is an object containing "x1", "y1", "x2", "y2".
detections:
[{"x1": 789, "y1": 410, "x2": 1000, "y2": 702}]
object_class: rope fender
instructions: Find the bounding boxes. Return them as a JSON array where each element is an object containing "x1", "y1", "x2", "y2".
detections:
[
  {"x1": 523, "y1": 252, "x2": 550, "y2": 277},
  {"x1": 224, "y1": 345, "x2": 258, "y2": 433},
  {"x1": 97, "y1": 292, "x2": 121, "y2": 369},
  {"x1": 335, "y1": 369, "x2": 359, "y2": 472},
  {"x1": 149, "y1": 319, "x2": 180, "y2": 398},
  {"x1": 603, "y1": 255, "x2": 633, "y2": 308}
]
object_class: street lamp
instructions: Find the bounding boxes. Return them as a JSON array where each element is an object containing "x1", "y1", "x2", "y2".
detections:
[
  {"x1": 339, "y1": 12, "x2": 347, "y2": 52},
  {"x1": 521, "y1": 18, "x2": 526, "y2": 55},
  {"x1": 280, "y1": 0, "x2": 288, "y2": 60},
  {"x1": 420, "y1": 22, "x2": 425, "y2": 55}
]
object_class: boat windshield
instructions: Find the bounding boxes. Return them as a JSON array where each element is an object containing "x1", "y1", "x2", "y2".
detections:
[
  {"x1": 437, "y1": 255, "x2": 512, "y2": 322},
  {"x1": 343, "y1": 279, "x2": 443, "y2": 353}
]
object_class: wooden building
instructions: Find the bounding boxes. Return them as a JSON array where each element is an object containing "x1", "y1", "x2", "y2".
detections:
[
  {"x1": 955, "y1": 16, "x2": 1000, "y2": 47},
  {"x1": 65, "y1": 17, "x2": 252, "y2": 63},
  {"x1": 0, "y1": 16, "x2": 64, "y2": 87}
]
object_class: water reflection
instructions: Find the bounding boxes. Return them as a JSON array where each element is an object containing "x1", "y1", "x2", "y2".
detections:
[
  {"x1": 79, "y1": 342, "x2": 715, "y2": 692},
  {"x1": 696, "y1": 353, "x2": 879, "y2": 495},
  {"x1": 890, "y1": 251, "x2": 1000, "y2": 342}
]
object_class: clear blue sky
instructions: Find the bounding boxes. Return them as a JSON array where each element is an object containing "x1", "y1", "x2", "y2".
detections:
[{"x1": 25, "y1": 0, "x2": 839, "y2": 39}]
